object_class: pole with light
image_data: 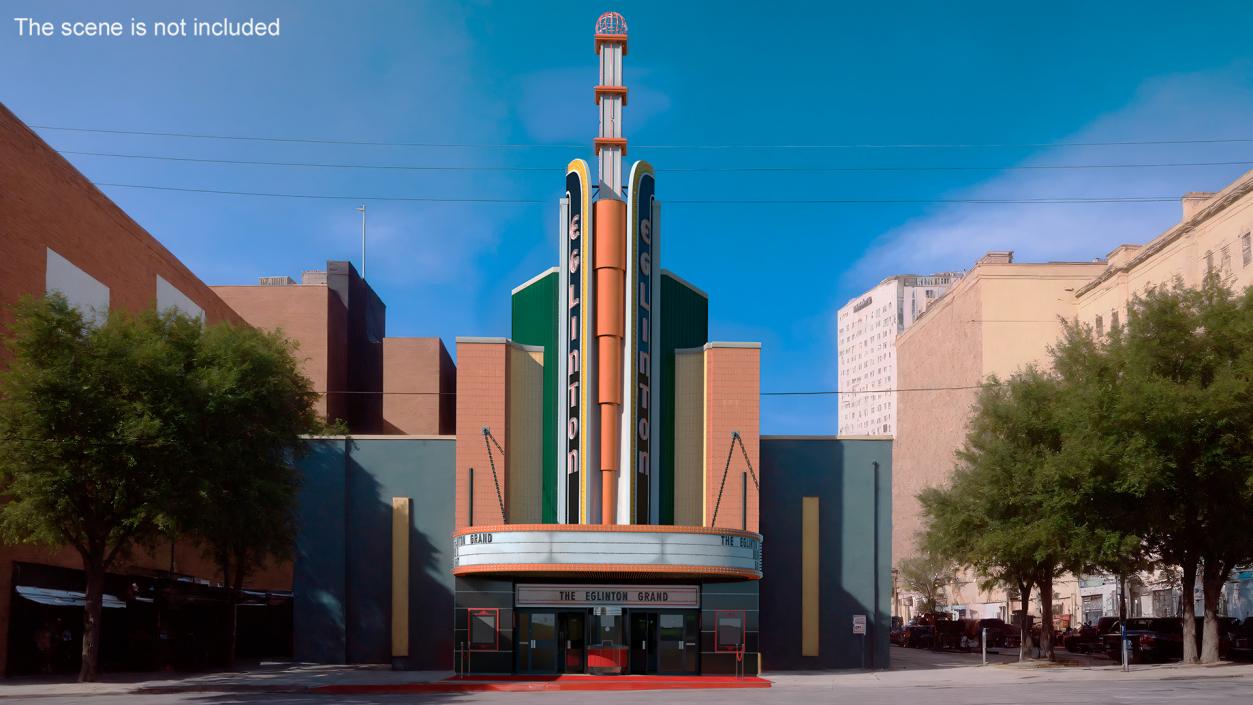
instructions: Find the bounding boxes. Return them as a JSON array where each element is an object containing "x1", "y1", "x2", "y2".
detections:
[{"x1": 357, "y1": 204, "x2": 367, "y2": 279}]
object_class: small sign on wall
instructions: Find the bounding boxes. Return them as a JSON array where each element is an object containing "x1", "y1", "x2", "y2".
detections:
[{"x1": 852, "y1": 614, "x2": 868, "y2": 635}]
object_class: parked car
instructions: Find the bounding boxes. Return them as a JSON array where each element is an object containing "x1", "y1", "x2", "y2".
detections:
[
  {"x1": 968, "y1": 618, "x2": 1012, "y2": 648},
  {"x1": 933, "y1": 619, "x2": 971, "y2": 651},
  {"x1": 1102, "y1": 618, "x2": 1185, "y2": 663},
  {"x1": 1065, "y1": 617, "x2": 1119, "y2": 654},
  {"x1": 890, "y1": 622, "x2": 907, "y2": 646},
  {"x1": 1231, "y1": 620, "x2": 1253, "y2": 662},
  {"x1": 901, "y1": 623, "x2": 934, "y2": 649}
]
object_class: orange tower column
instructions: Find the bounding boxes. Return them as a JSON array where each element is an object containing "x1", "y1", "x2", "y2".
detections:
[{"x1": 594, "y1": 198, "x2": 626, "y2": 524}]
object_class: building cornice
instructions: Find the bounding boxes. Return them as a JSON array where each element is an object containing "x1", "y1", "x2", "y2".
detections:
[{"x1": 1075, "y1": 170, "x2": 1253, "y2": 297}]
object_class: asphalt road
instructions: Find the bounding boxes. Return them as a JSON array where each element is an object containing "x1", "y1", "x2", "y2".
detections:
[{"x1": 5, "y1": 676, "x2": 1252, "y2": 705}]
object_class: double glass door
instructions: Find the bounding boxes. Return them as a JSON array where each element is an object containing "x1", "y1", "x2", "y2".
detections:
[
  {"x1": 629, "y1": 611, "x2": 699, "y2": 674},
  {"x1": 519, "y1": 609, "x2": 697, "y2": 675},
  {"x1": 517, "y1": 611, "x2": 586, "y2": 674}
]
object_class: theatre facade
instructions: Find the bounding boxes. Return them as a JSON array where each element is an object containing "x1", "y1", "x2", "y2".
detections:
[{"x1": 290, "y1": 12, "x2": 892, "y2": 677}]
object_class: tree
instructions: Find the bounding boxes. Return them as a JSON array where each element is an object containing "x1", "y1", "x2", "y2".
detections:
[
  {"x1": 0, "y1": 296, "x2": 203, "y2": 681},
  {"x1": 919, "y1": 368, "x2": 1076, "y2": 661},
  {"x1": 897, "y1": 553, "x2": 954, "y2": 615},
  {"x1": 1050, "y1": 276, "x2": 1253, "y2": 664},
  {"x1": 187, "y1": 323, "x2": 320, "y2": 667}
]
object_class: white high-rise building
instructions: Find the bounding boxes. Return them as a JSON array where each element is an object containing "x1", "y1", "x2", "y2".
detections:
[{"x1": 837, "y1": 273, "x2": 963, "y2": 435}]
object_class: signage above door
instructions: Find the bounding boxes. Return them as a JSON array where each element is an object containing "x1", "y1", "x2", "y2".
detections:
[{"x1": 517, "y1": 584, "x2": 699, "y2": 609}]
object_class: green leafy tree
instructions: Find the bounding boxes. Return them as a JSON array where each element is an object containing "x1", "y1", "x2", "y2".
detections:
[
  {"x1": 187, "y1": 323, "x2": 320, "y2": 667},
  {"x1": 920, "y1": 368, "x2": 1076, "y2": 661},
  {"x1": 1053, "y1": 277, "x2": 1253, "y2": 663},
  {"x1": 896, "y1": 553, "x2": 954, "y2": 615},
  {"x1": 0, "y1": 296, "x2": 203, "y2": 681}
]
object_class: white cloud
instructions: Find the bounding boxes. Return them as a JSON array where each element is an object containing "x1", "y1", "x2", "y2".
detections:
[{"x1": 844, "y1": 66, "x2": 1253, "y2": 289}]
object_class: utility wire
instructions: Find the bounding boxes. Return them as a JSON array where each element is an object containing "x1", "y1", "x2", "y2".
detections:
[
  {"x1": 55, "y1": 149, "x2": 1253, "y2": 174},
  {"x1": 31, "y1": 124, "x2": 1253, "y2": 150},
  {"x1": 312, "y1": 384, "x2": 994, "y2": 397},
  {"x1": 91, "y1": 181, "x2": 1180, "y2": 205}
]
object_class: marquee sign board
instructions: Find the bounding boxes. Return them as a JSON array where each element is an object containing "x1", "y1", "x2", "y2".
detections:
[
  {"x1": 516, "y1": 584, "x2": 699, "y2": 609},
  {"x1": 453, "y1": 528, "x2": 763, "y2": 577}
]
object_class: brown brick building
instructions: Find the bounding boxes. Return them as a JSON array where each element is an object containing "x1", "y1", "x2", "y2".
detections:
[{"x1": 0, "y1": 103, "x2": 292, "y2": 675}]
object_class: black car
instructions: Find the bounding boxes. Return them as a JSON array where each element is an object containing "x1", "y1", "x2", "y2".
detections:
[
  {"x1": 1066, "y1": 617, "x2": 1119, "y2": 654},
  {"x1": 1232, "y1": 620, "x2": 1253, "y2": 662},
  {"x1": 1102, "y1": 618, "x2": 1185, "y2": 663}
]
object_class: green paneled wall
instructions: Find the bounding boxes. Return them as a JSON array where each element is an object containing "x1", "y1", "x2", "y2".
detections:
[
  {"x1": 511, "y1": 270, "x2": 559, "y2": 522},
  {"x1": 659, "y1": 272, "x2": 709, "y2": 524}
]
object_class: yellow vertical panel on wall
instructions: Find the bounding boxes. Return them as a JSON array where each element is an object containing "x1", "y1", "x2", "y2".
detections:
[
  {"x1": 802, "y1": 496, "x2": 819, "y2": 656},
  {"x1": 507, "y1": 345, "x2": 545, "y2": 523},
  {"x1": 672, "y1": 348, "x2": 705, "y2": 525},
  {"x1": 391, "y1": 497, "x2": 411, "y2": 658}
]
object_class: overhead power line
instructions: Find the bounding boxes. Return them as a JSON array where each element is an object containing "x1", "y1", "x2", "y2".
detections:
[
  {"x1": 57, "y1": 149, "x2": 1253, "y2": 174},
  {"x1": 31, "y1": 124, "x2": 1253, "y2": 150},
  {"x1": 92, "y1": 181, "x2": 1180, "y2": 205},
  {"x1": 310, "y1": 385, "x2": 993, "y2": 397}
]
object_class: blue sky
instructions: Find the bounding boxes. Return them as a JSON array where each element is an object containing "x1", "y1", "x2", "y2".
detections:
[{"x1": 4, "y1": 0, "x2": 1253, "y2": 433}]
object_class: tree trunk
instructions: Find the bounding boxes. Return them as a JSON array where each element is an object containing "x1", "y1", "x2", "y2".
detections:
[
  {"x1": 1039, "y1": 576, "x2": 1055, "y2": 661},
  {"x1": 227, "y1": 560, "x2": 246, "y2": 669},
  {"x1": 1180, "y1": 557, "x2": 1199, "y2": 664},
  {"x1": 1018, "y1": 579, "x2": 1032, "y2": 663},
  {"x1": 1200, "y1": 559, "x2": 1226, "y2": 664},
  {"x1": 79, "y1": 560, "x2": 106, "y2": 682}
]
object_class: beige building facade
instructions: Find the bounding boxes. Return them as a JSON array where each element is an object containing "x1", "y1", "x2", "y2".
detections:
[
  {"x1": 891, "y1": 170, "x2": 1253, "y2": 623},
  {"x1": 1076, "y1": 170, "x2": 1253, "y2": 329},
  {"x1": 892, "y1": 252, "x2": 1106, "y2": 619}
]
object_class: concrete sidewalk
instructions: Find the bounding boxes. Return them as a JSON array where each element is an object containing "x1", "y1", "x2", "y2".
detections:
[
  {"x1": 1, "y1": 660, "x2": 1250, "y2": 698},
  {"x1": 0, "y1": 663, "x2": 449, "y2": 698}
]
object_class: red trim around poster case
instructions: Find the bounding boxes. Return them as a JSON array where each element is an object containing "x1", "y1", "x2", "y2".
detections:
[
  {"x1": 714, "y1": 609, "x2": 747, "y2": 652},
  {"x1": 468, "y1": 608, "x2": 500, "y2": 652}
]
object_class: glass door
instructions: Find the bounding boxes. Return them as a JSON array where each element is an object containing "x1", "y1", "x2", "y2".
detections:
[
  {"x1": 629, "y1": 611, "x2": 658, "y2": 674},
  {"x1": 517, "y1": 611, "x2": 558, "y2": 673},
  {"x1": 558, "y1": 611, "x2": 586, "y2": 673},
  {"x1": 657, "y1": 612, "x2": 699, "y2": 674}
]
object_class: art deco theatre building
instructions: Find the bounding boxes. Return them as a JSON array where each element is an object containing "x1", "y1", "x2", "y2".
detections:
[{"x1": 451, "y1": 12, "x2": 763, "y2": 676}]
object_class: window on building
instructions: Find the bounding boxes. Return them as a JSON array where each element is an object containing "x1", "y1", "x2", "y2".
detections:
[
  {"x1": 1205, "y1": 250, "x2": 1214, "y2": 274},
  {"x1": 1243, "y1": 232, "x2": 1252, "y2": 267},
  {"x1": 1082, "y1": 594, "x2": 1104, "y2": 625},
  {"x1": 1095, "y1": 314, "x2": 1104, "y2": 337},
  {"x1": 1110, "y1": 310, "x2": 1119, "y2": 331},
  {"x1": 1152, "y1": 589, "x2": 1175, "y2": 618},
  {"x1": 715, "y1": 610, "x2": 746, "y2": 652},
  {"x1": 469, "y1": 608, "x2": 499, "y2": 651}
]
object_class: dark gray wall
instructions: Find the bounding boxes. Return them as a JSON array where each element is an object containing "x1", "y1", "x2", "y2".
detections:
[
  {"x1": 293, "y1": 437, "x2": 455, "y2": 669},
  {"x1": 759, "y1": 437, "x2": 892, "y2": 670},
  {"x1": 326, "y1": 261, "x2": 385, "y2": 434}
]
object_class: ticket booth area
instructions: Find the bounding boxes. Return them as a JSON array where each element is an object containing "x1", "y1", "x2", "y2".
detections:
[{"x1": 513, "y1": 584, "x2": 702, "y2": 675}]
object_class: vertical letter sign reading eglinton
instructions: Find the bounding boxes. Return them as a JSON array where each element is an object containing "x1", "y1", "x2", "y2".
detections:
[
  {"x1": 628, "y1": 162, "x2": 656, "y2": 523},
  {"x1": 565, "y1": 160, "x2": 591, "y2": 523}
]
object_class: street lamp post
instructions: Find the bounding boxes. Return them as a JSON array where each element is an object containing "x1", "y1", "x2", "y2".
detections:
[{"x1": 357, "y1": 204, "x2": 367, "y2": 279}]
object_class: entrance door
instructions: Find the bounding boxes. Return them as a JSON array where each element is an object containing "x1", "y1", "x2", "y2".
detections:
[
  {"x1": 657, "y1": 612, "x2": 699, "y2": 674},
  {"x1": 558, "y1": 611, "x2": 586, "y2": 673},
  {"x1": 517, "y1": 611, "x2": 558, "y2": 673},
  {"x1": 629, "y1": 612, "x2": 658, "y2": 674}
]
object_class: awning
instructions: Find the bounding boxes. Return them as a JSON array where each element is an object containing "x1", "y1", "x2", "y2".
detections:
[{"x1": 15, "y1": 585, "x2": 127, "y2": 609}]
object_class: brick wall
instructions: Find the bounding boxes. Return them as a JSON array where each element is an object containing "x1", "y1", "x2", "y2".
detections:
[
  {"x1": 454, "y1": 340, "x2": 510, "y2": 529},
  {"x1": 382, "y1": 337, "x2": 456, "y2": 435},
  {"x1": 211, "y1": 285, "x2": 348, "y2": 423},
  {"x1": 704, "y1": 344, "x2": 761, "y2": 533},
  {"x1": 0, "y1": 102, "x2": 241, "y2": 353}
]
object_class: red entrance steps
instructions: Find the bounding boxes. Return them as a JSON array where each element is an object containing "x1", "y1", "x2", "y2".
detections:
[{"x1": 313, "y1": 674, "x2": 771, "y2": 694}]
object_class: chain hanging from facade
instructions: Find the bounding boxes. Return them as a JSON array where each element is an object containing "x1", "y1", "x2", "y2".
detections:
[
  {"x1": 710, "y1": 431, "x2": 759, "y2": 527},
  {"x1": 481, "y1": 427, "x2": 508, "y2": 523}
]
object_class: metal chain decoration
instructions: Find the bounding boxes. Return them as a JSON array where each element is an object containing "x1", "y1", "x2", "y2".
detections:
[
  {"x1": 733, "y1": 431, "x2": 761, "y2": 491},
  {"x1": 710, "y1": 431, "x2": 758, "y2": 527},
  {"x1": 481, "y1": 427, "x2": 508, "y2": 523}
]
